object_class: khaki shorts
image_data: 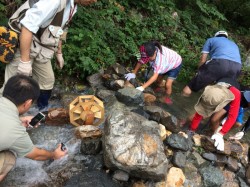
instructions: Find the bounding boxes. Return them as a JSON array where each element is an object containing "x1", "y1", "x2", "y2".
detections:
[{"x1": 0, "y1": 151, "x2": 16, "y2": 175}]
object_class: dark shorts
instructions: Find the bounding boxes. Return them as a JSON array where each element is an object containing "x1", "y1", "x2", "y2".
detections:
[
  {"x1": 188, "y1": 59, "x2": 242, "y2": 92},
  {"x1": 162, "y1": 63, "x2": 182, "y2": 80}
]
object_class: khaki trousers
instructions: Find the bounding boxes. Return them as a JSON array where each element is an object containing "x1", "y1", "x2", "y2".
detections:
[
  {"x1": 0, "y1": 49, "x2": 55, "y2": 94},
  {"x1": 0, "y1": 151, "x2": 16, "y2": 178}
]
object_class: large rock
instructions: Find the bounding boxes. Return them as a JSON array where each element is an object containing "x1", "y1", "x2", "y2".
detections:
[{"x1": 103, "y1": 108, "x2": 168, "y2": 180}]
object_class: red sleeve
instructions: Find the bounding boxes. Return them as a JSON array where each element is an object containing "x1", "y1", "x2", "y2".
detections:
[
  {"x1": 190, "y1": 112, "x2": 203, "y2": 131},
  {"x1": 220, "y1": 86, "x2": 241, "y2": 135}
]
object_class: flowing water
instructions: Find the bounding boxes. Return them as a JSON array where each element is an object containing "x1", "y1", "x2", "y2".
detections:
[{"x1": 1, "y1": 77, "x2": 250, "y2": 186}]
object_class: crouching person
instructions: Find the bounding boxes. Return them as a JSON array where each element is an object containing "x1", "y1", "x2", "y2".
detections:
[
  {"x1": 0, "y1": 75, "x2": 67, "y2": 182},
  {"x1": 188, "y1": 81, "x2": 240, "y2": 151}
]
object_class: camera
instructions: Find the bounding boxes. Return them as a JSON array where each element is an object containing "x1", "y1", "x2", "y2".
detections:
[
  {"x1": 61, "y1": 143, "x2": 67, "y2": 151},
  {"x1": 29, "y1": 112, "x2": 45, "y2": 126}
]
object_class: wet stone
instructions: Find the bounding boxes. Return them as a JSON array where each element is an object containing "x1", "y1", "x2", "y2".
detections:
[
  {"x1": 216, "y1": 154, "x2": 228, "y2": 167},
  {"x1": 115, "y1": 87, "x2": 144, "y2": 106},
  {"x1": 221, "y1": 170, "x2": 239, "y2": 187},
  {"x1": 227, "y1": 157, "x2": 238, "y2": 172},
  {"x1": 165, "y1": 133, "x2": 190, "y2": 151},
  {"x1": 202, "y1": 152, "x2": 217, "y2": 162},
  {"x1": 201, "y1": 136, "x2": 217, "y2": 152},
  {"x1": 160, "y1": 115, "x2": 180, "y2": 133},
  {"x1": 80, "y1": 137, "x2": 102, "y2": 155},
  {"x1": 64, "y1": 171, "x2": 120, "y2": 187},
  {"x1": 238, "y1": 177, "x2": 249, "y2": 187},
  {"x1": 112, "y1": 170, "x2": 129, "y2": 182},
  {"x1": 199, "y1": 165, "x2": 224, "y2": 187},
  {"x1": 45, "y1": 108, "x2": 70, "y2": 126},
  {"x1": 172, "y1": 151, "x2": 186, "y2": 168},
  {"x1": 188, "y1": 151, "x2": 206, "y2": 167}
]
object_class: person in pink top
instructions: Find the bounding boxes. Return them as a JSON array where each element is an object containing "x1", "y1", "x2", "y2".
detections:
[{"x1": 125, "y1": 41, "x2": 182, "y2": 105}]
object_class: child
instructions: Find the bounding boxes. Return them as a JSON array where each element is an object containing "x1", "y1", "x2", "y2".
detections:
[{"x1": 125, "y1": 41, "x2": 182, "y2": 105}]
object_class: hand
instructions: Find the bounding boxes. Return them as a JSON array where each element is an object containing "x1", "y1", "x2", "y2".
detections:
[
  {"x1": 229, "y1": 131, "x2": 244, "y2": 140},
  {"x1": 53, "y1": 144, "x2": 68, "y2": 160},
  {"x1": 55, "y1": 53, "x2": 64, "y2": 69},
  {"x1": 136, "y1": 86, "x2": 144, "y2": 92},
  {"x1": 17, "y1": 60, "x2": 32, "y2": 76},
  {"x1": 125, "y1": 73, "x2": 136, "y2": 81},
  {"x1": 211, "y1": 133, "x2": 224, "y2": 151},
  {"x1": 20, "y1": 116, "x2": 33, "y2": 128}
]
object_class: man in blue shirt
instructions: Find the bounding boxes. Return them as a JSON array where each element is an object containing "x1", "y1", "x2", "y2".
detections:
[{"x1": 182, "y1": 31, "x2": 242, "y2": 96}]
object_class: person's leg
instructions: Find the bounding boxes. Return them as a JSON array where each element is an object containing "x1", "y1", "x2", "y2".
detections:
[
  {"x1": 210, "y1": 109, "x2": 227, "y2": 133},
  {"x1": 32, "y1": 59, "x2": 55, "y2": 110},
  {"x1": 154, "y1": 75, "x2": 164, "y2": 92},
  {"x1": 0, "y1": 151, "x2": 16, "y2": 182}
]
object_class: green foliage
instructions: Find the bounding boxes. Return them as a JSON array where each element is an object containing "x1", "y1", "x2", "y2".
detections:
[{"x1": 0, "y1": 0, "x2": 249, "y2": 85}]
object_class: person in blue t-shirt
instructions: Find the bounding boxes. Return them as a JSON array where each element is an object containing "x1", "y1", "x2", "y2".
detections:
[{"x1": 182, "y1": 31, "x2": 242, "y2": 97}]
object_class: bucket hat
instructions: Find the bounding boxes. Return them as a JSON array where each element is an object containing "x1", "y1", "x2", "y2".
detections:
[{"x1": 194, "y1": 85, "x2": 234, "y2": 118}]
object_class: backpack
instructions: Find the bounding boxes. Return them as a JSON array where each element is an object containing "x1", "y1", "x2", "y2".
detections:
[{"x1": 0, "y1": 26, "x2": 18, "y2": 63}]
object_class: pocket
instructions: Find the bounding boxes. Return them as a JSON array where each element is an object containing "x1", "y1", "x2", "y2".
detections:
[
  {"x1": 40, "y1": 25, "x2": 63, "y2": 47},
  {"x1": 35, "y1": 47, "x2": 55, "y2": 64},
  {"x1": 30, "y1": 40, "x2": 42, "y2": 59}
]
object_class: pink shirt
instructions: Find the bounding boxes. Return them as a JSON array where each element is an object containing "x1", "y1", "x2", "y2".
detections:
[{"x1": 152, "y1": 46, "x2": 182, "y2": 74}]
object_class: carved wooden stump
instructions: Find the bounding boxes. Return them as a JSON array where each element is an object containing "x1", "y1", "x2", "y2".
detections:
[{"x1": 69, "y1": 95, "x2": 104, "y2": 126}]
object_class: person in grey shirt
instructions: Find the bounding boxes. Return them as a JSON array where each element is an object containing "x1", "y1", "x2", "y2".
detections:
[{"x1": 0, "y1": 75, "x2": 67, "y2": 182}]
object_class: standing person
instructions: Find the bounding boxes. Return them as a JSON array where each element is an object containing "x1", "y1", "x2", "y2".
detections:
[
  {"x1": 0, "y1": 0, "x2": 97, "y2": 110},
  {"x1": 188, "y1": 81, "x2": 241, "y2": 151},
  {"x1": 182, "y1": 31, "x2": 242, "y2": 97},
  {"x1": 0, "y1": 75, "x2": 67, "y2": 182},
  {"x1": 125, "y1": 41, "x2": 182, "y2": 105}
]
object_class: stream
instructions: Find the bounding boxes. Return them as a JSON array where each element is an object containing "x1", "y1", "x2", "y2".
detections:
[{"x1": 1, "y1": 77, "x2": 250, "y2": 186}]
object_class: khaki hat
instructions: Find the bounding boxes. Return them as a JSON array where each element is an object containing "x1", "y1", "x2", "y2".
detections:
[{"x1": 194, "y1": 85, "x2": 234, "y2": 118}]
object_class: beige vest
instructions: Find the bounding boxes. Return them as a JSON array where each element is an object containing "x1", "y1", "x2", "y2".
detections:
[{"x1": 8, "y1": 0, "x2": 67, "y2": 63}]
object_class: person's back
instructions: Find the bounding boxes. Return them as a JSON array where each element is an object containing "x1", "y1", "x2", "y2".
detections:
[
  {"x1": 202, "y1": 37, "x2": 241, "y2": 63},
  {"x1": 0, "y1": 97, "x2": 32, "y2": 157}
]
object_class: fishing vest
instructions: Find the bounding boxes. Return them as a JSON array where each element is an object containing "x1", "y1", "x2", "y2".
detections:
[{"x1": 8, "y1": 0, "x2": 67, "y2": 63}]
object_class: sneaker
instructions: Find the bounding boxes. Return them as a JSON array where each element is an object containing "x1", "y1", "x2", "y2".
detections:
[{"x1": 164, "y1": 97, "x2": 173, "y2": 105}]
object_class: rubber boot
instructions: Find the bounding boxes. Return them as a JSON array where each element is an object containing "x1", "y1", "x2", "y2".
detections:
[{"x1": 37, "y1": 90, "x2": 52, "y2": 111}]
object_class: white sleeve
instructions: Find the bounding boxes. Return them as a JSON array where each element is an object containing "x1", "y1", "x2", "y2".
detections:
[{"x1": 20, "y1": 0, "x2": 60, "y2": 33}]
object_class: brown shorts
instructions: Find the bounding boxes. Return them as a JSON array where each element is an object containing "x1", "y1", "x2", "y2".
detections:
[{"x1": 0, "y1": 151, "x2": 16, "y2": 175}]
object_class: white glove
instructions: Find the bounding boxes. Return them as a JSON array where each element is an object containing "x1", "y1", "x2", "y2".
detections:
[
  {"x1": 211, "y1": 133, "x2": 224, "y2": 151},
  {"x1": 125, "y1": 73, "x2": 136, "y2": 81},
  {"x1": 55, "y1": 53, "x2": 64, "y2": 69},
  {"x1": 136, "y1": 86, "x2": 144, "y2": 92},
  {"x1": 17, "y1": 60, "x2": 32, "y2": 76},
  {"x1": 229, "y1": 131, "x2": 244, "y2": 140}
]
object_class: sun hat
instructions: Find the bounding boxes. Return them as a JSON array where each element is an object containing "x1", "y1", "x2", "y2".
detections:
[
  {"x1": 214, "y1": 30, "x2": 228, "y2": 38},
  {"x1": 138, "y1": 45, "x2": 150, "y2": 64},
  {"x1": 194, "y1": 85, "x2": 234, "y2": 118},
  {"x1": 243, "y1": 91, "x2": 250, "y2": 102}
]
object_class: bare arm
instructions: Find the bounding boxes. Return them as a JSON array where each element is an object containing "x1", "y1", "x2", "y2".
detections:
[
  {"x1": 57, "y1": 40, "x2": 62, "y2": 54},
  {"x1": 132, "y1": 63, "x2": 142, "y2": 75},
  {"x1": 142, "y1": 72, "x2": 158, "y2": 89},
  {"x1": 198, "y1": 53, "x2": 208, "y2": 67},
  {"x1": 25, "y1": 144, "x2": 67, "y2": 161},
  {"x1": 19, "y1": 26, "x2": 33, "y2": 62}
]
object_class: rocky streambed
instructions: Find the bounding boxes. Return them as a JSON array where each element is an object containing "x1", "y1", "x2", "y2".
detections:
[{"x1": 1, "y1": 63, "x2": 250, "y2": 187}]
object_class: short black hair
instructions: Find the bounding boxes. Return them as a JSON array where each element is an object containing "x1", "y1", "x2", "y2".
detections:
[{"x1": 3, "y1": 75, "x2": 40, "y2": 106}]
